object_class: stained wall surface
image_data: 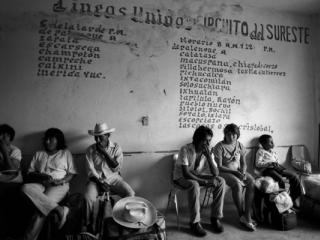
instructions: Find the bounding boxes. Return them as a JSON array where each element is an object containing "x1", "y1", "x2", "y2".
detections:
[{"x1": 0, "y1": 0, "x2": 318, "y2": 207}]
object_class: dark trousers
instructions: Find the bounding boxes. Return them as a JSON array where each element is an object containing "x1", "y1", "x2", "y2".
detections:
[{"x1": 262, "y1": 168, "x2": 302, "y2": 201}]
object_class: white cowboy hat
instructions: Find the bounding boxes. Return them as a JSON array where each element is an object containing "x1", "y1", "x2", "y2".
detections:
[
  {"x1": 112, "y1": 196, "x2": 157, "y2": 229},
  {"x1": 88, "y1": 122, "x2": 115, "y2": 136}
]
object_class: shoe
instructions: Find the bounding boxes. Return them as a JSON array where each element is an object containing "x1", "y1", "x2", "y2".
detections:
[
  {"x1": 211, "y1": 218, "x2": 224, "y2": 233},
  {"x1": 239, "y1": 216, "x2": 256, "y2": 231},
  {"x1": 58, "y1": 206, "x2": 70, "y2": 229},
  {"x1": 80, "y1": 232, "x2": 99, "y2": 240},
  {"x1": 190, "y1": 222, "x2": 207, "y2": 237}
]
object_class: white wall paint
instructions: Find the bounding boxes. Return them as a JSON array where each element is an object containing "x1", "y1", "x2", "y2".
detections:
[{"x1": 0, "y1": 0, "x2": 318, "y2": 208}]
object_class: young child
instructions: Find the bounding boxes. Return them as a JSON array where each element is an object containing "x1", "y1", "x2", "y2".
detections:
[{"x1": 255, "y1": 134, "x2": 302, "y2": 208}]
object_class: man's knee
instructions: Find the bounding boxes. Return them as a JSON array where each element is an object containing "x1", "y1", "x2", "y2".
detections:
[
  {"x1": 21, "y1": 183, "x2": 39, "y2": 195},
  {"x1": 215, "y1": 177, "x2": 226, "y2": 189},
  {"x1": 125, "y1": 187, "x2": 135, "y2": 197},
  {"x1": 84, "y1": 183, "x2": 98, "y2": 202},
  {"x1": 84, "y1": 191, "x2": 97, "y2": 203},
  {"x1": 21, "y1": 184, "x2": 30, "y2": 194},
  {"x1": 188, "y1": 180, "x2": 200, "y2": 194}
]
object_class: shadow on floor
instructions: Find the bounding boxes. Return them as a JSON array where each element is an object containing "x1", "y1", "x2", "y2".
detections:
[{"x1": 165, "y1": 202, "x2": 320, "y2": 240}]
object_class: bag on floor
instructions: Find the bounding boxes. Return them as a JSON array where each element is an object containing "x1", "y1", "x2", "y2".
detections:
[
  {"x1": 267, "y1": 208, "x2": 297, "y2": 231},
  {"x1": 103, "y1": 213, "x2": 166, "y2": 240},
  {"x1": 264, "y1": 194, "x2": 297, "y2": 231}
]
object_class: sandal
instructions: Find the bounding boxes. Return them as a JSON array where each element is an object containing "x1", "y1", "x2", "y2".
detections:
[{"x1": 240, "y1": 216, "x2": 256, "y2": 231}]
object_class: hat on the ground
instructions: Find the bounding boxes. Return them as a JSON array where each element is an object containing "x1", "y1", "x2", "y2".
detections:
[
  {"x1": 88, "y1": 123, "x2": 115, "y2": 136},
  {"x1": 112, "y1": 196, "x2": 157, "y2": 229}
]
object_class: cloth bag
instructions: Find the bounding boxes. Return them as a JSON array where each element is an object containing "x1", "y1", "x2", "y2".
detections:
[
  {"x1": 290, "y1": 146, "x2": 312, "y2": 175},
  {"x1": 270, "y1": 191, "x2": 293, "y2": 213}
]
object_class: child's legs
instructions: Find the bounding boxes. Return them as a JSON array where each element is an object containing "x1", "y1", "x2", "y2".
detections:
[
  {"x1": 281, "y1": 170, "x2": 302, "y2": 201},
  {"x1": 262, "y1": 168, "x2": 285, "y2": 188}
]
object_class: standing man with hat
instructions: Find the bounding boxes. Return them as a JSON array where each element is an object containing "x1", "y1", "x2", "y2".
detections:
[{"x1": 83, "y1": 122, "x2": 135, "y2": 232}]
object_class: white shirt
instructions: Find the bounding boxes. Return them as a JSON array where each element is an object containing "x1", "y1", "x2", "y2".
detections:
[
  {"x1": 0, "y1": 144, "x2": 22, "y2": 168},
  {"x1": 255, "y1": 145, "x2": 279, "y2": 171},
  {"x1": 173, "y1": 143, "x2": 217, "y2": 180},
  {"x1": 85, "y1": 141, "x2": 123, "y2": 184},
  {"x1": 9, "y1": 144, "x2": 22, "y2": 164},
  {"x1": 0, "y1": 144, "x2": 22, "y2": 182},
  {"x1": 28, "y1": 149, "x2": 76, "y2": 180}
]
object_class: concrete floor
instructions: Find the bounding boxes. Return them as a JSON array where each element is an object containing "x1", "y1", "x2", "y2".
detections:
[{"x1": 165, "y1": 202, "x2": 320, "y2": 240}]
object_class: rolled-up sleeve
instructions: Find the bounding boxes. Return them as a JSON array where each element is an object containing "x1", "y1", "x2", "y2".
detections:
[
  {"x1": 179, "y1": 146, "x2": 189, "y2": 166},
  {"x1": 10, "y1": 148, "x2": 22, "y2": 163}
]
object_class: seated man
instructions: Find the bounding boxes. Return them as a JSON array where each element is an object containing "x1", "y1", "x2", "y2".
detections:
[
  {"x1": 0, "y1": 124, "x2": 22, "y2": 181},
  {"x1": 0, "y1": 124, "x2": 22, "y2": 237},
  {"x1": 173, "y1": 126, "x2": 225, "y2": 237},
  {"x1": 83, "y1": 122, "x2": 135, "y2": 232}
]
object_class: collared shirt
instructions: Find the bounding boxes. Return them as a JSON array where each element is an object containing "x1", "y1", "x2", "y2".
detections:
[
  {"x1": 28, "y1": 149, "x2": 76, "y2": 180},
  {"x1": 0, "y1": 144, "x2": 22, "y2": 182},
  {"x1": 85, "y1": 141, "x2": 123, "y2": 184},
  {"x1": 173, "y1": 143, "x2": 217, "y2": 180},
  {"x1": 213, "y1": 141, "x2": 246, "y2": 171},
  {"x1": 255, "y1": 145, "x2": 278, "y2": 170},
  {"x1": 0, "y1": 144, "x2": 22, "y2": 171}
]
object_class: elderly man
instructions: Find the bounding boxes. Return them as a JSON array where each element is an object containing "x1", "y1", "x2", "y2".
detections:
[{"x1": 83, "y1": 122, "x2": 135, "y2": 232}]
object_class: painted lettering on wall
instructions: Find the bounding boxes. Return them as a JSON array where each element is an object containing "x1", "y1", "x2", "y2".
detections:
[
  {"x1": 37, "y1": 19, "x2": 104, "y2": 78},
  {"x1": 173, "y1": 36, "x2": 276, "y2": 133},
  {"x1": 52, "y1": 0, "x2": 310, "y2": 44}
]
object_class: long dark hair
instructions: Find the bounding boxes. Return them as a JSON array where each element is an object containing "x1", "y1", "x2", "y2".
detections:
[
  {"x1": 43, "y1": 128, "x2": 67, "y2": 151},
  {"x1": 223, "y1": 123, "x2": 240, "y2": 140},
  {"x1": 192, "y1": 125, "x2": 213, "y2": 145},
  {"x1": 0, "y1": 124, "x2": 15, "y2": 141}
]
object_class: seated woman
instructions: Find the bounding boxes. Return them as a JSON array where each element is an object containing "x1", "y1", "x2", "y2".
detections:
[
  {"x1": 213, "y1": 123, "x2": 256, "y2": 231},
  {"x1": 255, "y1": 134, "x2": 302, "y2": 208},
  {"x1": 21, "y1": 128, "x2": 77, "y2": 240}
]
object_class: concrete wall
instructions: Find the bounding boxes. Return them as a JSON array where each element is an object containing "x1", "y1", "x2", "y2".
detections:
[{"x1": 0, "y1": 0, "x2": 319, "y2": 209}]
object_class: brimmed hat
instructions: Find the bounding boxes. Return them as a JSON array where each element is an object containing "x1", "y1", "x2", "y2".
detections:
[
  {"x1": 112, "y1": 196, "x2": 157, "y2": 229},
  {"x1": 88, "y1": 123, "x2": 115, "y2": 136}
]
